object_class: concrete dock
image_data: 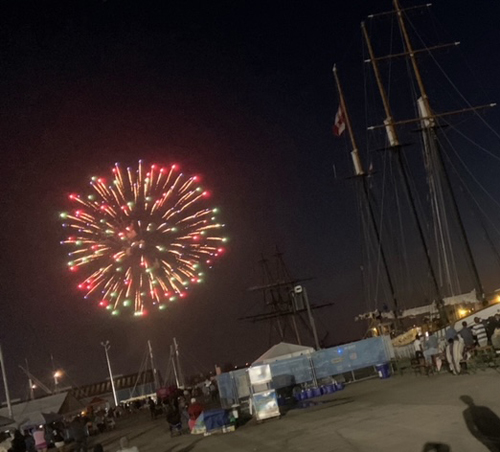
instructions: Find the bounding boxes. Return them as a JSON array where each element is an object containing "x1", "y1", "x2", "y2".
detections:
[{"x1": 96, "y1": 370, "x2": 500, "y2": 452}]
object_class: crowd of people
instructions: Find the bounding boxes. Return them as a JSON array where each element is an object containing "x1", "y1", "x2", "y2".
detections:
[
  {"x1": 0, "y1": 404, "x2": 126, "y2": 452},
  {"x1": 148, "y1": 386, "x2": 215, "y2": 436},
  {"x1": 0, "y1": 378, "x2": 221, "y2": 452},
  {"x1": 0, "y1": 418, "x2": 85, "y2": 452},
  {"x1": 413, "y1": 311, "x2": 500, "y2": 375}
]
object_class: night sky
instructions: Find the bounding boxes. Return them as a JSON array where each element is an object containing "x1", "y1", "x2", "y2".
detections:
[{"x1": 2, "y1": 0, "x2": 500, "y2": 399}]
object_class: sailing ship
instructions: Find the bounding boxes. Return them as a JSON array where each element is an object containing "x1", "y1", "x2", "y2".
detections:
[{"x1": 333, "y1": 0, "x2": 500, "y2": 341}]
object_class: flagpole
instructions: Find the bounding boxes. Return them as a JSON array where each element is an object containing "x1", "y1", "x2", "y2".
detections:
[
  {"x1": 332, "y1": 65, "x2": 364, "y2": 176},
  {"x1": 333, "y1": 65, "x2": 401, "y2": 326}
]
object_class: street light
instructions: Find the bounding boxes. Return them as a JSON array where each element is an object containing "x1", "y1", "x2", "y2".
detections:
[
  {"x1": 53, "y1": 370, "x2": 63, "y2": 393},
  {"x1": 101, "y1": 341, "x2": 118, "y2": 406}
]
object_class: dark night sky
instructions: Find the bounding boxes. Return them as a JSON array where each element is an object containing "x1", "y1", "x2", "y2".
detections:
[{"x1": 2, "y1": 0, "x2": 500, "y2": 398}]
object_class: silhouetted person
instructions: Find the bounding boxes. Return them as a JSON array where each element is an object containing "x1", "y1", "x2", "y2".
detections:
[
  {"x1": 459, "y1": 321, "x2": 474, "y2": 348},
  {"x1": 11, "y1": 430, "x2": 26, "y2": 452},
  {"x1": 422, "y1": 443, "x2": 450, "y2": 452},
  {"x1": 148, "y1": 397, "x2": 156, "y2": 420},
  {"x1": 24, "y1": 432, "x2": 35, "y2": 452},
  {"x1": 70, "y1": 417, "x2": 88, "y2": 452},
  {"x1": 461, "y1": 395, "x2": 500, "y2": 451}
]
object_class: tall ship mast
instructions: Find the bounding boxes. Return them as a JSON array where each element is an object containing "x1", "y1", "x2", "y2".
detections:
[{"x1": 333, "y1": 0, "x2": 499, "y2": 336}]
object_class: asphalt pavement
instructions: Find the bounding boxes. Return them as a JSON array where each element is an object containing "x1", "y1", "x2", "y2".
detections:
[{"x1": 93, "y1": 370, "x2": 500, "y2": 452}]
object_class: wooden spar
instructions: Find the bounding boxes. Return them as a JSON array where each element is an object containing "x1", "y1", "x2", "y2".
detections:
[
  {"x1": 367, "y1": 104, "x2": 496, "y2": 130},
  {"x1": 364, "y1": 42, "x2": 460, "y2": 63},
  {"x1": 393, "y1": 0, "x2": 485, "y2": 301},
  {"x1": 361, "y1": 21, "x2": 445, "y2": 317},
  {"x1": 332, "y1": 65, "x2": 400, "y2": 321}
]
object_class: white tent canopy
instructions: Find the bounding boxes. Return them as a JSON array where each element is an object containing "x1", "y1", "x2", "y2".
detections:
[
  {"x1": 252, "y1": 342, "x2": 315, "y2": 365},
  {"x1": 0, "y1": 392, "x2": 82, "y2": 429}
]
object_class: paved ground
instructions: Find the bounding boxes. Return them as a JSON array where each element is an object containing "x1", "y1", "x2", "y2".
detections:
[{"x1": 92, "y1": 370, "x2": 500, "y2": 452}]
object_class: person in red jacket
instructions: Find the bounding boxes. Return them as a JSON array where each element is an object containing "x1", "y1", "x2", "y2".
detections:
[{"x1": 187, "y1": 398, "x2": 203, "y2": 431}]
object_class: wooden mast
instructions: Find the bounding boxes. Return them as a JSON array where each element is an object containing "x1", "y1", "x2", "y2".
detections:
[
  {"x1": 393, "y1": 0, "x2": 485, "y2": 302},
  {"x1": 333, "y1": 65, "x2": 400, "y2": 325},
  {"x1": 361, "y1": 21, "x2": 446, "y2": 319}
]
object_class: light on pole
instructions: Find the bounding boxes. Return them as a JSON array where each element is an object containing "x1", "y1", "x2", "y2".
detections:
[
  {"x1": 101, "y1": 341, "x2": 118, "y2": 406},
  {"x1": 53, "y1": 370, "x2": 63, "y2": 393}
]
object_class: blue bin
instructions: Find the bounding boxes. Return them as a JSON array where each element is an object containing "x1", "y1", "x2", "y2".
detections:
[
  {"x1": 312, "y1": 387, "x2": 322, "y2": 398},
  {"x1": 334, "y1": 382, "x2": 344, "y2": 391},
  {"x1": 299, "y1": 391, "x2": 307, "y2": 401},
  {"x1": 376, "y1": 363, "x2": 391, "y2": 379},
  {"x1": 305, "y1": 388, "x2": 314, "y2": 399}
]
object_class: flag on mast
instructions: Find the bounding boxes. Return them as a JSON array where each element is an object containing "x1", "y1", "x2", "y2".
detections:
[{"x1": 333, "y1": 104, "x2": 346, "y2": 137}]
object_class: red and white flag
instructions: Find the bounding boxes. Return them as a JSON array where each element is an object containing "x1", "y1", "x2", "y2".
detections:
[{"x1": 333, "y1": 104, "x2": 346, "y2": 137}]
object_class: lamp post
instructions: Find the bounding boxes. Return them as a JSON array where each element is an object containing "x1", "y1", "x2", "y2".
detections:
[
  {"x1": 0, "y1": 344, "x2": 12, "y2": 418},
  {"x1": 53, "y1": 370, "x2": 63, "y2": 393},
  {"x1": 101, "y1": 341, "x2": 118, "y2": 406}
]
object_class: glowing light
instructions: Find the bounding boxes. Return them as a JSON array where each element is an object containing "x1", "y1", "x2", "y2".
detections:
[{"x1": 60, "y1": 160, "x2": 225, "y2": 317}]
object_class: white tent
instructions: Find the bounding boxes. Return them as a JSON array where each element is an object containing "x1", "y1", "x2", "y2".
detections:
[
  {"x1": 0, "y1": 392, "x2": 82, "y2": 429},
  {"x1": 252, "y1": 342, "x2": 315, "y2": 365}
]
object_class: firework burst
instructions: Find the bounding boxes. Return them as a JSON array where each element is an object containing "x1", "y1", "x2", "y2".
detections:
[{"x1": 60, "y1": 160, "x2": 227, "y2": 316}]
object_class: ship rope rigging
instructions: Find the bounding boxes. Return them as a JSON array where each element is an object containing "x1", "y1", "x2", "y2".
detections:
[{"x1": 335, "y1": 1, "x2": 500, "y2": 334}]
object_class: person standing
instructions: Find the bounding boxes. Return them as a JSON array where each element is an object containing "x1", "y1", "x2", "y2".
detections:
[
  {"x1": 0, "y1": 432, "x2": 12, "y2": 452},
  {"x1": 446, "y1": 336, "x2": 464, "y2": 375},
  {"x1": 423, "y1": 332, "x2": 439, "y2": 365},
  {"x1": 472, "y1": 317, "x2": 488, "y2": 347},
  {"x1": 11, "y1": 431, "x2": 26, "y2": 452},
  {"x1": 33, "y1": 428, "x2": 47, "y2": 452},
  {"x1": 52, "y1": 430, "x2": 64, "y2": 452},
  {"x1": 459, "y1": 321, "x2": 475, "y2": 348},
  {"x1": 414, "y1": 335, "x2": 423, "y2": 359},
  {"x1": 24, "y1": 432, "x2": 35, "y2": 452},
  {"x1": 148, "y1": 398, "x2": 156, "y2": 420},
  {"x1": 70, "y1": 417, "x2": 88, "y2": 452},
  {"x1": 209, "y1": 381, "x2": 218, "y2": 402},
  {"x1": 486, "y1": 312, "x2": 500, "y2": 341},
  {"x1": 187, "y1": 398, "x2": 203, "y2": 431},
  {"x1": 445, "y1": 326, "x2": 457, "y2": 342}
]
